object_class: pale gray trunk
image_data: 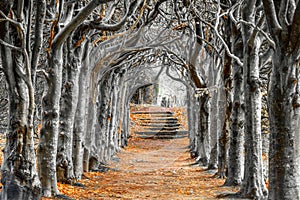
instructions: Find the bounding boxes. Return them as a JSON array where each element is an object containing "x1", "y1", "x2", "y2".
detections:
[
  {"x1": 105, "y1": 74, "x2": 116, "y2": 160},
  {"x1": 268, "y1": 53, "x2": 300, "y2": 200},
  {"x1": 208, "y1": 87, "x2": 219, "y2": 169},
  {"x1": 225, "y1": 28, "x2": 244, "y2": 186},
  {"x1": 122, "y1": 84, "x2": 134, "y2": 146},
  {"x1": 196, "y1": 94, "x2": 210, "y2": 166},
  {"x1": 1, "y1": 41, "x2": 41, "y2": 200},
  {"x1": 98, "y1": 73, "x2": 112, "y2": 163},
  {"x1": 118, "y1": 73, "x2": 128, "y2": 148},
  {"x1": 38, "y1": 47, "x2": 62, "y2": 196},
  {"x1": 208, "y1": 58, "x2": 222, "y2": 169},
  {"x1": 191, "y1": 97, "x2": 200, "y2": 158},
  {"x1": 217, "y1": 45, "x2": 232, "y2": 178},
  {"x1": 73, "y1": 43, "x2": 90, "y2": 179},
  {"x1": 114, "y1": 72, "x2": 124, "y2": 152},
  {"x1": 239, "y1": 35, "x2": 267, "y2": 198},
  {"x1": 261, "y1": 0, "x2": 300, "y2": 198},
  {"x1": 57, "y1": 44, "x2": 83, "y2": 183},
  {"x1": 186, "y1": 88, "x2": 194, "y2": 149},
  {"x1": 122, "y1": 99, "x2": 130, "y2": 147},
  {"x1": 108, "y1": 73, "x2": 121, "y2": 157},
  {"x1": 83, "y1": 73, "x2": 99, "y2": 171},
  {"x1": 238, "y1": 1, "x2": 267, "y2": 198}
]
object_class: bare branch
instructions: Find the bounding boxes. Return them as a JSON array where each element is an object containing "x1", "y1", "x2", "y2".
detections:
[
  {"x1": 0, "y1": 39, "x2": 23, "y2": 51},
  {"x1": 52, "y1": 0, "x2": 115, "y2": 48},
  {"x1": 238, "y1": 18, "x2": 275, "y2": 49},
  {"x1": 0, "y1": 10, "x2": 22, "y2": 28},
  {"x1": 191, "y1": 4, "x2": 243, "y2": 66},
  {"x1": 262, "y1": 0, "x2": 282, "y2": 36}
]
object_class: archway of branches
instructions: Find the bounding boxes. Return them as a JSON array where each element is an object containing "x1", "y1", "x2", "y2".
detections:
[{"x1": 89, "y1": 31, "x2": 225, "y2": 168}]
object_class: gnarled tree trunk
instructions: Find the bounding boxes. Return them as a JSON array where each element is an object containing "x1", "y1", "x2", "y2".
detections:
[
  {"x1": 262, "y1": 0, "x2": 300, "y2": 199},
  {"x1": 1, "y1": 41, "x2": 42, "y2": 200},
  {"x1": 57, "y1": 43, "x2": 83, "y2": 183},
  {"x1": 268, "y1": 53, "x2": 300, "y2": 200},
  {"x1": 239, "y1": 3, "x2": 267, "y2": 196},
  {"x1": 38, "y1": 47, "x2": 63, "y2": 196},
  {"x1": 224, "y1": 23, "x2": 244, "y2": 186},
  {"x1": 0, "y1": 2, "x2": 42, "y2": 198},
  {"x1": 73, "y1": 42, "x2": 90, "y2": 179}
]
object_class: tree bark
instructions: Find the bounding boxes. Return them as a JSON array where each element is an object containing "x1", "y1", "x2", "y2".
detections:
[
  {"x1": 38, "y1": 47, "x2": 62, "y2": 196},
  {"x1": 238, "y1": 1, "x2": 268, "y2": 198},
  {"x1": 73, "y1": 42, "x2": 90, "y2": 179},
  {"x1": 208, "y1": 57, "x2": 222, "y2": 170},
  {"x1": 224, "y1": 24, "x2": 244, "y2": 186},
  {"x1": 1, "y1": 44, "x2": 42, "y2": 200},
  {"x1": 268, "y1": 52, "x2": 300, "y2": 200},
  {"x1": 262, "y1": 0, "x2": 300, "y2": 198},
  {"x1": 239, "y1": 11, "x2": 267, "y2": 196},
  {"x1": 0, "y1": 5, "x2": 42, "y2": 199},
  {"x1": 57, "y1": 43, "x2": 83, "y2": 183},
  {"x1": 217, "y1": 17, "x2": 232, "y2": 178}
]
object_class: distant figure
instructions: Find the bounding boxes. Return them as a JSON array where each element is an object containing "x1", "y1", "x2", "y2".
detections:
[
  {"x1": 161, "y1": 97, "x2": 166, "y2": 107},
  {"x1": 167, "y1": 98, "x2": 170, "y2": 107}
]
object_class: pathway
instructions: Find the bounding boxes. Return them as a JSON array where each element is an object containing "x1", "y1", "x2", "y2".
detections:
[
  {"x1": 48, "y1": 137, "x2": 238, "y2": 199},
  {"x1": 43, "y1": 106, "x2": 238, "y2": 199}
]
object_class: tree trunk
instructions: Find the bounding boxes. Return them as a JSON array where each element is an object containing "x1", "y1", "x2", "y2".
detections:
[
  {"x1": 104, "y1": 74, "x2": 115, "y2": 161},
  {"x1": 1, "y1": 42, "x2": 42, "y2": 200},
  {"x1": 261, "y1": 0, "x2": 300, "y2": 198},
  {"x1": 186, "y1": 88, "x2": 195, "y2": 150},
  {"x1": 57, "y1": 44, "x2": 83, "y2": 183},
  {"x1": 268, "y1": 52, "x2": 300, "y2": 200},
  {"x1": 98, "y1": 73, "x2": 112, "y2": 163},
  {"x1": 217, "y1": 27, "x2": 232, "y2": 178},
  {"x1": 208, "y1": 58, "x2": 222, "y2": 169},
  {"x1": 0, "y1": 6, "x2": 42, "y2": 197},
  {"x1": 118, "y1": 73, "x2": 128, "y2": 148},
  {"x1": 107, "y1": 73, "x2": 121, "y2": 157},
  {"x1": 73, "y1": 42, "x2": 90, "y2": 179},
  {"x1": 207, "y1": 88, "x2": 218, "y2": 169},
  {"x1": 239, "y1": 35, "x2": 267, "y2": 199},
  {"x1": 191, "y1": 96, "x2": 200, "y2": 159},
  {"x1": 38, "y1": 47, "x2": 63, "y2": 196},
  {"x1": 114, "y1": 72, "x2": 125, "y2": 152},
  {"x1": 238, "y1": 1, "x2": 267, "y2": 198},
  {"x1": 224, "y1": 26, "x2": 244, "y2": 186},
  {"x1": 196, "y1": 93, "x2": 210, "y2": 166}
]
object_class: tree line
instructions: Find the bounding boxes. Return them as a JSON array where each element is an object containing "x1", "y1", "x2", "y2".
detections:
[{"x1": 0, "y1": 0, "x2": 299, "y2": 200}]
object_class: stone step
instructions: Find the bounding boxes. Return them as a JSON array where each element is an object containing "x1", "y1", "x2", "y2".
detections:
[
  {"x1": 138, "y1": 135, "x2": 187, "y2": 139},
  {"x1": 133, "y1": 114, "x2": 174, "y2": 117},
  {"x1": 140, "y1": 117, "x2": 178, "y2": 120},
  {"x1": 140, "y1": 118, "x2": 178, "y2": 124},
  {"x1": 146, "y1": 127, "x2": 179, "y2": 131},
  {"x1": 141, "y1": 123, "x2": 181, "y2": 127},
  {"x1": 135, "y1": 130, "x2": 188, "y2": 139},
  {"x1": 132, "y1": 111, "x2": 174, "y2": 115},
  {"x1": 135, "y1": 131, "x2": 177, "y2": 135},
  {"x1": 132, "y1": 107, "x2": 187, "y2": 139}
]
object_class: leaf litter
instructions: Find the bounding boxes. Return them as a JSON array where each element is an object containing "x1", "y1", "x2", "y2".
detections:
[
  {"x1": 0, "y1": 105, "x2": 239, "y2": 199},
  {"x1": 42, "y1": 105, "x2": 238, "y2": 199}
]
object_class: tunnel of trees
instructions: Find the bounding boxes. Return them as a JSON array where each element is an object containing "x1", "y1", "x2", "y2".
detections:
[{"x1": 0, "y1": 0, "x2": 299, "y2": 199}]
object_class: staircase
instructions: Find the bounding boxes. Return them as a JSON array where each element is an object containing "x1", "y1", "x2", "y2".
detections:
[{"x1": 132, "y1": 110, "x2": 188, "y2": 139}]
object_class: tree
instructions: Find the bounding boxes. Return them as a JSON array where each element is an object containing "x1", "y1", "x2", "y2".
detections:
[
  {"x1": 224, "y1": 6, "x2": 245, "y2": 186},
  {"x1": 0, "y1": 1, "x2": 44, "y2": 199},
  {"x1": 238, "y1": 0, "x2": 268, "y2": 198},
  {"x1": 37, "y1": 0, "x2": 114, "y2": 196},
  {"x1": 263, "y1": 0, "x2": 300, "y2": 199}
]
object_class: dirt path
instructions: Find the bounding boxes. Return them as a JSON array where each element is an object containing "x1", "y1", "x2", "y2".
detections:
[{"x1": 48, "y1": 136, "x2": 238, "y2": 200}]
